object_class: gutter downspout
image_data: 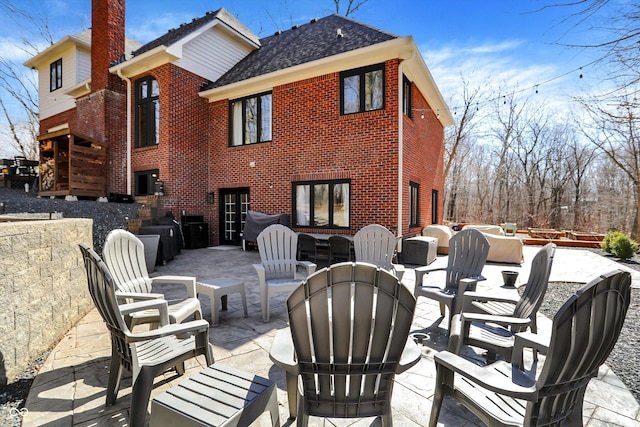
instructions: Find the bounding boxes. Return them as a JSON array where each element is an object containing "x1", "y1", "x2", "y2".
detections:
[
  {"x1": 398, "y1": 49, "x2": 417, "y2": 249},
  {"x1": 117, "y1": 69, "x2": 132, "y2": 195}
]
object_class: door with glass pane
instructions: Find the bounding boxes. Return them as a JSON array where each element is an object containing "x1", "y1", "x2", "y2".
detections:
[{"x1": 219, "y1": 188, "x2": 249, "y2": 245}]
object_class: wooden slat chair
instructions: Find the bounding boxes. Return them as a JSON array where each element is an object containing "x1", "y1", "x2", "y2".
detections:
[
  {"x1": 103, "y1": 229, "x2": 203, "y2": 328},
  {"x1": 413, "y1": 228, "x2": 490, "y2": 328},
  {"x1": 269, "y1": 262, "x2": 421, "y2": 426},
  {"x1": 449, "y1": 243, "x2": 556, "y2": 362},
  {"x1": 353, "y1": 224, "x2": 404, "y2": 280},
  {"x1": 429, "y1": 269, "x2": 632, "y2": 427},
  {"x1": 79, "y1": 244, "x2": 214, "y2": 427},
  {"x1": 254, "y1": 224, "x2": 316, "y2": 322}
]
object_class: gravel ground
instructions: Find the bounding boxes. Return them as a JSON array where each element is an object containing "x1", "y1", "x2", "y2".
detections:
[{"x1": 0, "y1": 186, "x2": 638, "y2": 423}]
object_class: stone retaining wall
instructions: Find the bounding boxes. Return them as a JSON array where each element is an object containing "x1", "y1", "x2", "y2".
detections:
[{"x1": 0, "y1": 218, "x2": 93, "y2": 385}]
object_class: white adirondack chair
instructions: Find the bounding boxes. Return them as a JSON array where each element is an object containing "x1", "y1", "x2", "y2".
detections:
[
  {"x1": 79, "y1": 244, "x2": 213, "y2": 427},
  {"x1": 254, "y1": 224, "x2": 316, "y2": 322},
  {"x1": 353, "y1": 224, "x2": 404, "y2": 279},
  {"x1": 103, "y1": 229, "x2": 202, "y2": 327}
]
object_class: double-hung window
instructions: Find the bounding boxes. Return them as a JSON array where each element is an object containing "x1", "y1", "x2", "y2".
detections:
[
  {"x1": 409, "y1": 181, "x2": 420, "y2": 227},
  {"x1": 135, "y1": 76, "x2": 160, "y2": 147},
  {"x1": 293, "y1": 180, "x2": 350, "y2": 228},
  {"x1": 50, "y1": 58, "x2": 62, "y2": 92},
  {"x1": 229, "y1": 92, "x2": 272, "y2": 146},
  {"x1": 340, "y1": 63, "x2": 384, "y2": 115}
]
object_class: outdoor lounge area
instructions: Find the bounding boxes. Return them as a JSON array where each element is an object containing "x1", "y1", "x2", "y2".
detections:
[{"x1": 23, "y1": 244, "x2": 640, "y2": 426}]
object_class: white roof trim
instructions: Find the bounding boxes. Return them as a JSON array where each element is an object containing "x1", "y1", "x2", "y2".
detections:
[
  {"x1": 199, "y1": 36, "x2": 454, "y2": 127},
  {"x1": 109, "y1": 45, "x2": 179, "y2": 78}
]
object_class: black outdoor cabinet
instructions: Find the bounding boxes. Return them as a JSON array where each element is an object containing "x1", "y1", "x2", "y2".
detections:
[{"x1": 182, "y1": 215, "x2": 209, "y2": 249}]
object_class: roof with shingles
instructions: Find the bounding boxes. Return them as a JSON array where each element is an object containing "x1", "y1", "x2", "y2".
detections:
[
  {"x1": 132, "y1": 7, "x2": 259, "y2": 57},
  {"x1": 202, "y1": 14, "x2": 398, "y2": 90}
]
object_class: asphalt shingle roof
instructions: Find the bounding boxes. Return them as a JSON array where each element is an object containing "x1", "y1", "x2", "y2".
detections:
[
  {"x1": 132, "y1": 8, "x2": 259, "y2": 57},
  {"x1": 202, "y1": 14, "x2": 398, "y2": 90}
]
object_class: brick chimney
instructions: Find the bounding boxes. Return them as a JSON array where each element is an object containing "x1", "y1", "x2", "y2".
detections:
[
  {"x1": 91, "y1": 0, "x2": 125, "y2": 92},
  {"x1": 75, "y1": 0, "x2": 128, "y2": 195}
]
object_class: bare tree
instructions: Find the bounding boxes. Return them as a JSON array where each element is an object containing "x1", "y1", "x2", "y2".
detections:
[
  {"x1": 580, "y1": 95, "x2": 640, "y2": 239},
  {"x1": 333, "y1": 0, "x2": 371, "y2": 16},
  {"x1": 0, "y1": 1, "x2": 52, "y2": 159}
]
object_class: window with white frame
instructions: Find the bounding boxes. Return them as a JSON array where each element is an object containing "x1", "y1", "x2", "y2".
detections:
[
  {"x1": 229, "y1": 92, "x2": 272, "y2": 146},
  {"x1": 293, "y1": 180, "x2": 350, "y2": 228},
  {"x1": 340, "y1": 63, "x2": 384, "y2": 115}
]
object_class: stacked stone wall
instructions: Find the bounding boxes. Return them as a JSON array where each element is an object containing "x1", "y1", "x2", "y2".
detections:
[{"x1": 0, "y1": 218, "x2": 93, "y2": 385}]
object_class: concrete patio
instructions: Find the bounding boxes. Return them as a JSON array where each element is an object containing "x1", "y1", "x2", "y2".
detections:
[{"x1": 22, "y1": 245, "x2": 640, "y2": 426}]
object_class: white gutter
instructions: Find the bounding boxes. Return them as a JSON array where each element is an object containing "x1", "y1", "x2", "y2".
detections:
[
  {"x1": 117, "y1": 69, "x2": 132, "y2": 194},
  {"x1": 398, "y1": 48, "x2": 417, "y2": 247}
]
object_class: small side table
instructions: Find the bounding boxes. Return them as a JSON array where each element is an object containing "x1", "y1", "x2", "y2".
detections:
[
  {"x1": 197, "y1": 278, "x2": 248, "y2": 326},
  {"x1": 150, "y1": 364, "x2": 280, "y2": 426}
]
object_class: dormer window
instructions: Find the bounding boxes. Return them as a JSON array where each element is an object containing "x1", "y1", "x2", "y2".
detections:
[{"x1": 50, "y1": 58, "x2": 62, "y2": 92}]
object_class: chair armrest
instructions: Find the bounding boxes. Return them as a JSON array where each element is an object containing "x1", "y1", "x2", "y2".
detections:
[
  {"x1": 296, "y1": 260, "x2": 317, "y2": 277},
  {"x1": 461, "y1": 291, "x2": 518, "y2": 313},
  {"x1": 120, "y1": 299, "x2": 170, "y2": 326},
  {"x1": 414, "y1": 265, "x2": 446, "y2": 287},
  {"x1": 434, "y1": 351, "x2": 537, "y2": 399},
  {"x1": 115, "y1": 291, "x2": 165, "y2": 304},
  {"x1": 512, "y1": 331, "x2": 550, "y2": 370},
  {"x1": 453, "y1": 278, "x2": 477, "y2": 314},
  {"x1": 269, "y1": 328, "x2": 299, "y2": 374},
  {"x1": 126, "y1": 319, "x2": 211, "y2": 342},
  {"x1": 253, "y1": 264, "x2": 267, "y2": 286},
  {"x1": 397, "y1": 339, "x2": 421, "y2": 374},
  {"x1": 460, "y1": 312, "x2": 531, "y2": 329},
  {"x1": 150, "y1": 275, "x2": 197, "y2": 299}
]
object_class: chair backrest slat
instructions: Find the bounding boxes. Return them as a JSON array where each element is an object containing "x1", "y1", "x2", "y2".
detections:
[
  {"x1": 513, "y1": 243, "x2": 556, "y2": 330},
  {"x1": 257, "y1": 224, "x2": 298, "y2": 279},
  {"x1": 444, "y1": 228, "x2": 489, "y2": 290},
  {"x1": 353, "y1": 225, "x2": 397, "y2": 271},
  {"x1": 103, "y1": 229, "x2": 152, "y2": 293},
  {"x1": 79, "y1": 244, "x2": 132, "y2": 364},
  {"x1": 287, "y1": 262, "x2": 416, "y2": 419},
  {"x1": 529, "y1": 270, "x2": 631, "y2": 424}
]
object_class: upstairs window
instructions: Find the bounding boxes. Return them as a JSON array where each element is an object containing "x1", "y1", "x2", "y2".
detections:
[
  {"x1": 135, "y1": 76, "x2": 160, "y2": 148},
  {"x1": 229, "y1": 92, "x2": 272, "y2": 146},
  {"x1": 50, "y1": 58, "x2": 62, "y2": 92},
  {"x1": 340, "y1": 63, "x2": 384, "y2": 115},
  {"x1": 293, "y1": 180, "x2": 350, "y2": 228},
  {"x1": 403, "y1": 75, "x2": 412, "y2": 117}
]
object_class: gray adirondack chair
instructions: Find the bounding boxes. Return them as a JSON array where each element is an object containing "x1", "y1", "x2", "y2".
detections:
[
  {"x1": 353, "y1": 224, "x2": 404, "y2": 280},
  {"x1": 429, "y1": 269, "x2": 632, "y2": 427},
  {"x1": 413, "y1": 228, "x2": 490, "y2": 327},
  {"x1": 269, "y1": 262, "x2": 421, "y2": 426},
  {"x1": 103, "y1": 229, "x2": 203, "y2": 328},
  {"x1": 79, "y1": 244, "x2": 214, "y2": 427},
  {"x1": 449, "y1": 243, "x2": 556, "y2": 362},
  {"x1": 254, "y1": 224, "x2": 316, "y2": 322}
]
